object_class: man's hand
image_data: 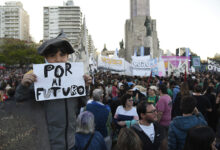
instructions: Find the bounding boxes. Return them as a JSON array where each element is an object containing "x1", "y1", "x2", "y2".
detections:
[
  {"x1": 83, "y1": 75, "x2": 92, "y2": 86},
  {"x1": 21, "y1": 73, "x2": 37, "y2": 87},
  {"x1": 117, "y1": 121, "x2": 126, "y2": 126}
]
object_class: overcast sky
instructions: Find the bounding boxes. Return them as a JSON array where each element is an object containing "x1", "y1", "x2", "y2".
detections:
[{"x1": 1, "y1": 0, "x2": 220, "y2": 60}]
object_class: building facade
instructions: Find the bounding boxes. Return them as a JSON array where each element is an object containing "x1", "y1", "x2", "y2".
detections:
[
  {"x1": 0, "y1": 1, "x2": 30, "y2": 41},
  {"x1": 43, "y1": 0, "x2": 82, "y2": 46},
  {"x1": 123, "y1": 0, "x2": 161, "y2": 62}
]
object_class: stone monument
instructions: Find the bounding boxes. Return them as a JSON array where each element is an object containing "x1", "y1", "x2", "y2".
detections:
[
  {"x1": 124, "y1": 0, "x2": 161, "y2": 62},
  {"x1": 119, "y1": 39, "x2": 126, "y2": 58}
]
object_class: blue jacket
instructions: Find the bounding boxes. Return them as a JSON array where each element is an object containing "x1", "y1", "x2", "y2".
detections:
[
  {"x1": 172, "y1": 85, "x2": 180, "y2": 101},
  {"x1": 168, "y1": 113, "x2": 207, "y2": 150},
  {"x1": 86, "y1": 101, "x2": 112, "y2": 138},
  {"x1": 72, "y1": 131, "x2": 107, "y2": 150}
]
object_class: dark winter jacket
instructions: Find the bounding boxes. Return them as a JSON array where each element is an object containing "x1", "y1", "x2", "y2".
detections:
[
  {"x1": 0, "y1": 97, "x2": 50, "y2": 150},
  {"x1": 168, "y1": 113, "x2": 207, "y2": 150},
  {"x1": 71, "y1": 131, "x2": 107, "y2": 150},
  {"x1": 131, "y1": 123, "x2": 165, "y2": 150},
  {"x1": 14, "y1": 83, "x2": 87, "y2": 150}
]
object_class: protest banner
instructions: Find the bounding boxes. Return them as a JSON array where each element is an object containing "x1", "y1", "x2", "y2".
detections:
[
  {"x1": 33, "y1": 62, "x2": 86, "y2": 101},
  {"x1": 168, "y1": 60, "x2": 188, "y2": 76},
  {"x1": 157, "y1": 60, "x2": 166, "y2": 77},
  {"x1": 98, "y1": 56, "x2": 125, "y2": 72},
  {"x1": 132, "y1": 56, "x2": 151, "y2": 76},
  {"x1": 208, "y1": 59, "x2": 220, "y2": 72},
  {"x1": 162, "y1": 56, "x2": 190, "y2": 71}
]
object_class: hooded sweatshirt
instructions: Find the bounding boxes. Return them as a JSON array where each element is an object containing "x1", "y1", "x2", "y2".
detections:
[{"x1": 168, "y1": 113, "x2": 207, "y2": 150}]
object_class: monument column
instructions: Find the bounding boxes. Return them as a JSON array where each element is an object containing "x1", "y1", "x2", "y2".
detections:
[{"x1": 130, "y1": 0, "x2": 150, "y2": 18}]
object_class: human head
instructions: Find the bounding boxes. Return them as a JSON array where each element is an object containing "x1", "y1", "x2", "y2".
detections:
[
  {"x1": 183, "y1": 126, "x2": 216, "y2": 150},
  {"x1": 76, "y1": 111, "x2": 95, "y2": 134},
  {"x1": 180, "y1": 96, "x2": 197, "y2": 114},
  {"x1": 113, "y1": 80, "x2": 118, "y2": 86},
  {"x1": 194, "y1": 85, "x2": 202, "y2": 93},
  {"x1": 159, "y1": 84, "x2": 168, "y2": 94},
  {"x1": 137, "y1": 101, "x2": 157, "y2": 123},
  {"x1": 38, "y1": 32, "x2": 74, "y2": 63},
  {"x1": 119, "y1": 83, "x2": 124, "y2": 90},
  {"x1": 92, "y1": 88, "x2": 103, "y2": 102},
  {"x1": 7, "y1": 88, "x2": 15, "y2": 98},
  {"x1": 117, "y1": 128, "x2": 142, "y2": 150},
  {"x1": 126, "y1": 86, "x2": 134, "y2": 96},
  {"x1": 148, "y1": 86, "x2": 157, "y2": 96},
  {"x1": 121, "y1": 94, "x2": 133, "y2": 108}
]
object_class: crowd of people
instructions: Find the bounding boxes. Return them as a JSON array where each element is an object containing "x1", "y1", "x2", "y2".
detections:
[
  {"x1": 1, "y1": 33, "x2": 220, "y2": 150},
  {"x1": 0, "y1": 67, "x2": 26, "y2": 102},
  {"x1": 1, "y1": 66, "x2": 220, "y2": 150}
]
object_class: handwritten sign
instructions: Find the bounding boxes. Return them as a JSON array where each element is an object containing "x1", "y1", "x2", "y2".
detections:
[{"x1": 33, "y1": 62, "x2": 85, "y2": 101}]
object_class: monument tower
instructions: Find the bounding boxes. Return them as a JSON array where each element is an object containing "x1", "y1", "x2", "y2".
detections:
[
  {"x1": 123, "y1": 0, "x2": 160, "y2": 62},
  {"x1": 130, "y1": 0, "x2": 150, "y2": 18}
]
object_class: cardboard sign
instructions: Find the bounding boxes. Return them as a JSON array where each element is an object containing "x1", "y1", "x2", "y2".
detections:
[
  {"x1": 33, "y1": 62, "x2": 86, "y2": 101},
  {"x1": 192, "y1": 56, "x2": 201, "y2": 67}
]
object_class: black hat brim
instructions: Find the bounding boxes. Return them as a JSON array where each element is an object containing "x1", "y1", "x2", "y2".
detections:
[{"x1": 38, "y1": 38, "x2": 74, "y2": 56}]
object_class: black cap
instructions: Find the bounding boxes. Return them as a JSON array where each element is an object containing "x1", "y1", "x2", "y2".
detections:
[{"x1": 38, "y1": 32, "x2": 74, "y2": 56}]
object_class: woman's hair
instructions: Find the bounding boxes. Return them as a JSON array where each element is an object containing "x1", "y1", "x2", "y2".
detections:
[
  {"x1": 76, "y1": 111, "x2": 95, "y2": 134},
  {"x1": 180, "y1": 82, "x2": 190, "y2": 96},
  {"x1": 120, "y1": 94, "x2": 132, "y2": 108},
  {"x1": 183, "y1": 126, "x2": 216, "y2": 150},
  {"x1": 116, "y1": 128, "x2": 142, "y2": 150}
]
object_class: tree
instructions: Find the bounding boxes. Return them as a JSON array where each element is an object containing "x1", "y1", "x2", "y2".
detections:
[
  {"x1": 213, "y1": 53, "x2": 220, "y2": 61},
  {"x1": 0, "y1": 38, "x2": 44, "y2": 66}
]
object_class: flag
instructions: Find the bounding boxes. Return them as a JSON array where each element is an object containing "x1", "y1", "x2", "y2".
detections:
[
  {"x1": 134, "y1": 48, "x2": 137, "y2": 56},
  {"x1": 184, "y1": 65, "x2": 187, "y2": 82},
  {"x1": 114, "y1": 48, "x2": 118, "y2": 57},
  {"x1": 140, "y1": 46, "x2": 144, "y2": 56}
]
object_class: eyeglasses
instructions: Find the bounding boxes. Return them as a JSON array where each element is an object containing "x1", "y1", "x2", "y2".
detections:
[
  {"x1": 128, "y1": 99, "x2": 133, "y2": 102},
  {"x1": 146, "y1": 109, "x2": 157, "y2": 113}
]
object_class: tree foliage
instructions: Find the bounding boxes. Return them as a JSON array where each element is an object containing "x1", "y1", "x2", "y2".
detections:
[
  {"x1": 0, "y1": 38, "x2": 44, "y2": 66},
  {"x1": 213, "y1": 53, "x2": 220, "y2": 61}
]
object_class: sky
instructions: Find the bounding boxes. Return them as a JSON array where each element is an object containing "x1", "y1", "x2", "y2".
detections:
[{"x1": 1, "y1": 0, "x2": 220, "y2": 60}]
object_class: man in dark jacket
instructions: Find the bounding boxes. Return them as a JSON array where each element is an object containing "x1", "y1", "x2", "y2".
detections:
[
  {"x1": 168, "y1": 96, "x2": 207, "y2": 150},
  {"x1": 131, "y1": 101, "x2": 166, "y2": 150},
  {"x1": 14, "y1": 32, "x2": 92, "y2": 150}
]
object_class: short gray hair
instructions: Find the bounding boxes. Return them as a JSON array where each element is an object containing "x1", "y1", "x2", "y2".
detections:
[
  {"x1": 92, "y1": 88, "x2": 103, "y2": 101},
  {"x1": 76, "y1": 111, "x2": 95, "y2": 134}
]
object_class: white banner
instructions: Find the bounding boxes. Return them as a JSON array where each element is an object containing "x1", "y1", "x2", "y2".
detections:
[
  {"x1": 98, "y1": 56, "x2": 125, "y2": 72},
  {"x1": 132, "y1": 56, "x2": 151, "y2": 76},
  {"x1": 33, "y1": 62, "x2": 86, "y2": 101},
  {"x1": 208, "y1": 59, "x2": 220, "y2": 72}
]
